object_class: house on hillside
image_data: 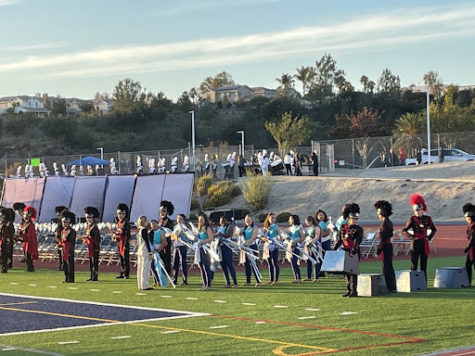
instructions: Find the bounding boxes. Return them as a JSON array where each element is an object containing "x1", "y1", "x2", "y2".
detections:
[
  {"x1": 0, "y1": 96, "x2": 51, "y2": 117},
  {"x1": 251, "y1": 87, "x2": 277, "y2": 100},
  {"x1": 93, "y1": 98, "x2": 114, "y2": 116},
  {"x1": 201, "y1": 85, "x2": 253, "y2": 103}
]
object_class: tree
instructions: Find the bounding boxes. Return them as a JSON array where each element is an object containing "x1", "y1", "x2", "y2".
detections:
[
  {"x1": 199, "y1": 71, "x2": 235, "y2": 92},
  {"x1": 294, "y1": 66, "x2": 314, "y2": 96},
  {"x1": 276, "y1": 73, "x2": 295, "y2": 96},
  {"x1": 265, "y1": 112, "x2": 311, "y2": 156},
  {"x1": 307, "y1": 53, "x2": 347, "y2": 101},
  {"x1": 392, "y1": 112, "x2": 425, "y2": 156},
  {"x1": 52, "y1": 98, "x2": 66, "y2": 115},
  {"x1": 377, "y1": 69, "x2": 401, "y2": 94},
  {"x1": 360, "y1": 75, "x2": 375, "y2": 94},
  {"x1": 423, "y1": 70, "x2": 443, "y2": 102},
  {"x1": 112, "y1": 78, "x2": 146, "y2": 115}
]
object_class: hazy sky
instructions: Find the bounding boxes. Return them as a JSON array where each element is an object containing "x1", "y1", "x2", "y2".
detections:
[{"x1": 1, "y1": 0, "x2": 474, "y2": 99}]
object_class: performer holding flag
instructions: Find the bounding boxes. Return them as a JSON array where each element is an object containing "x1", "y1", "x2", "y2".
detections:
[
  {"x1": 136, "y1": 216, "x2": 153, "y2": 290},
  {"x1": 60, "y1": 211, "x2": 76, "y2": 283},
  {"x1": 217, "y1": 216, "x2": 238, "y2": 288},
  {"x1": 0, "y1": 208, "x2": 15, "y2": 273},
  {"x1": 285, "y1": 215, "x2": 306, "y2": 283},
  {"x1": 53, "y1": 206, "x2": 69, "y2": 271},
  {"x1": 20, "y1": 206, "x2": 39, "y2": 272},
  {"x1": 196, "y1": 213, "x2": 215, "y2": 291},
  {"x1": 83, "y1": 206, "x2": 101, "y2": 281},
  {"x1": 402, "y1": 194, "x2": 437, "y2": 282},
  {"x1": 262, "y1": 213, "x2": 282, "y2": 285},
  {"x1": 333, "y1": 203, "x2": 363, "y2": 297},
  {"x1": 159, "y1": 200, "x2": 175, "y2": 275},
  {"x1": 113, "y1": 203, "x2": 130, "y2": 279},
  {"x1": 240, "y1": 215, "x2": 261, "y2": 287},
  {"x1": 12, "y1": 202, "x2": 26, "y2": 268},
  {"x1": 462, "y1": 203, "x2": 475, "y2": 286},
  {"x1": 171, "y1": 214, "x2": 189, "y2": 286},
  {"x1": 374, "y1": 200, "x2": 397, "y2": 292},
  {"x1": 304, "y1": 216, "x2": 322, "y2": 282},
  {"x1": 150, "y1": 219, "x2": 168, "y2": 287}
]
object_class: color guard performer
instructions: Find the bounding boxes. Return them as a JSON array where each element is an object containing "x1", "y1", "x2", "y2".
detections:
[
  {"x1": 196, "y1": 213, "x2": 215, "y2": 291},
  {"x1": 0, "y1": 208, "x2": 15, "y2": 273},
  {"x1": 286, "y1": 215, "x2": 305, "y2": 283},
  {"x1": 262, "y1": 213, "x2": 281, "y2": 285},
  {"x1": 217, "y1": 216, "x2": 237, "y2": 288},
  {"x1": 150, "y1": 219, "x2": 167, "y2": 286},
  {"x1": 462, "y1": 203, "x2": 475, "y2": 286},
  {"x1": 374, "y1": 200, "x2": 397, "y2": 292},
  {"x1": 333, "y1": 203, "x2": 363, "y2": 297},
  {"x1": 53, "y1": 206, "x2": 68, "y2": 271},
  {"x1": 304, "y1": 216, "x2": 322, "y2": 282},
  {"x1": 83, "y1": 206, "x2": 101, "y2": 281},
  {"x1": 402, "y1": 194, "x2": 437, "y2": 282},
  {"x1": 60, "y1": 211, "x2": 76, "y2": 283},
  {"x1": 20, "y1": 206, "x2": 39, "y2": 272},
  {"x1": 114, "y1": 203, "x2": 130, "y2": 279},
  {"x1": 159, "y1": 200, "x2": 175, "y2": 275},
  {"x1": 12, "y1": 202, "x2": 26, "y2": 268},
  {"x1": 240, "y1": 215, "x2": 261, "y2": 287},
  {"x1": 171, "y1": 214, "x2": 189, "y2": 286}
]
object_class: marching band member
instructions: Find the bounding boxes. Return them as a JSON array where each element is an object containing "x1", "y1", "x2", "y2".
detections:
[
  {"x1": 83, "y1": 206, "x2": 101, "y2": 281},
  {"x1": 53, "y1": 206, "x2": 69, "y2": 271},
  {"x1": 217, "y1": 216, "x2": 237, "y2": 288},
  {"x1": 335, "y1": 204, "x2": 350, "y2": 234},
  {"x1": 20, "y1": 206, "x2": 39, "y2": 272},
  {"x1": 114, "y1": 203, "x2": 131, "y2": 279},
  {"x1": 286, "y1": 215, "x2": 305, "y2": 283},
  {"x1": 171, "y1": 214, "x2": 189, "y2": 286},
  {"x1": 137, "y1": 216, "x2": 153, "y2": 290},
  {"x1": 402, "y1": 194, "x2": 437, "y2": 282},
  {"x1": 211, "y1": 154, "x2": 218, "y2": 179},
  {"x1": 0, "y1": 208, "x2": 15, "y2": 273},
  {"x1": 262, "y1": 213, "x2": 281, "y2": 285},
  {"x1": 304, "y1": 216, "x2": 321, "y2": 282},
  {"x1": 374, "y1": 200, "x2": 397, "y2": 292},
  {"x1": 150, "y1": 219, "x2": 167, "y2": 286},
  {"x1": 12, "y1": 203, "x2": 26, "y2": 268},
  {"x1": 315, "y1": 209, "x2": 332, "y2": 278},
  {"x1": 159, "y1": 200, "x2": 175, "y2": 275},
  {"x1": 196, "y1": 213, "x2": 214, "y2": 291},
  {"x1": 333, "y1": 203, "x2": 363, "y2": 297},
  {"x1": 462, "y1": 203, "x2": 475, "y2": 286},
  {"x1": 60, "y1": 211, "x2": 76, "y2": 283},
  {"x1": 240, "y1": 215, "x2": 261, "y2": 287},
  {"x1": 204, "y1": 154, "x2": 210, "y2": 175}
]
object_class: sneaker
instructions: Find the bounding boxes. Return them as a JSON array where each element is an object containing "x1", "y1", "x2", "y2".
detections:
[
  {"x1": 341, "y1": 292, "x2": 350, "y2": 297},
  {"x1": 116, "y1": 275, "x2": 124, "y2": 279},
  {"x1": 241, "y1": 283, "x2": 251, "y2": 287},
  {"x1": 224, "y1": 284, "x2": 231, "y2": 288},
  {"x1": 255, "y1": 283, "x2": 260, "y2": 288},
  {"x1": 348, "y1": 292, "x2": 358, "y2": 298},
  {"x1": 86, "y1": 278, "x2": 92, "y2": 281},
  {"x1": 303, "y1": 278, "x2": 313, "y2": 281},
  {"x1": 266, "y1": 281, "x2": 273, "y2": 285}
]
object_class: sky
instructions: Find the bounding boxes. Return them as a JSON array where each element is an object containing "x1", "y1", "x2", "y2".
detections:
[{"x1": 0, "y1": 0, "x2": 474, "y2": 100}]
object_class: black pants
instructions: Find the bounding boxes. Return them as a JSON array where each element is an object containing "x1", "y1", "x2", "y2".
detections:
[
  {"x1": 285, "y1": 164, "x2": 292, "y2": 175},
  {"x1": 7, "y1": 243, "x2": 13, "y2": 269},
  {"x1": 313, "y1": 164, "x2": 319, "y2": 176},
  {"x1": 238, "y1": 166, "x2": 246, "y2": 177},
  {"x1": 64, "y1": 254, "x2": 74, "y2": 282},
  {"x1": 244, "y1": 244, "x2": 260, "y2": 283},
  {"x1": 26, "y1": 252, "x2": 35, "y2": 272},
  {"x1": 411, "y1": 239, "x2": 428, "y2": 281},
  {"x1": 172, "y1": 246, "x2": 188, "y2": 283},
  {"x1": 382, "y1": 244, "x2": 397, "y2": 291},
  {"x1": 160, "y1": 238, "x2": 172, "y2": 275},
  {"x1": 1, "y1": 242, "x2": 9, "y2": 272},
  {"x1": 344, "y1": 273, "x2": 358, "y2": 294},
  {"x1": 57, "y1": 249, "x2": 64, "y2": 270},
  {"x1": 89, "y1": 247, "x2": 99, "y2": 281},
  {"x1": 119, "y1": 245, "x2": 130, "y2": 277},
  {"x1": 466, "y1": 250, "x2": 474, "y2": 286}
]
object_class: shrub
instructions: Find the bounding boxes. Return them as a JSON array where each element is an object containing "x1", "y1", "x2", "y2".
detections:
[
  {"x1": 195, "y1": 174, "x2": 213, "y2": 196},
  {"x1": 276, "y1": 212, "x2": 291, "y2": 223},
  {"x1": 242, "y1": 175, "x2": 271, "y2": 210},
  {"x1": 190, "y1": 198, "x2": 200, "y2": 210},
  {"x1": 206, "y1": 181, "x2": 232, "y2": 208}
]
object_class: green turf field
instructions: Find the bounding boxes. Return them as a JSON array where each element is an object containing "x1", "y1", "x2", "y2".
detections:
[{"x1": 1, "y1": 257, "x2": 474, "y2": 355}]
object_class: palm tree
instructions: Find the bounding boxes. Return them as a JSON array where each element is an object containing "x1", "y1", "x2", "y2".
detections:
[
  {"x1": 393, "y1": 112, "x2": 426, "y2": 156},
  {"x1": 276, "y1": 73, "x2": 295, "y2": 93},
  {"x1": 295, "y1": 66, "x2": 311, "y2": 96}
]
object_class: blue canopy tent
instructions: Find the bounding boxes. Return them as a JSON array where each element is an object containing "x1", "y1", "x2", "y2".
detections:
[{"x1": 67, "y1": 156, "x2": 111, "y2": 166}]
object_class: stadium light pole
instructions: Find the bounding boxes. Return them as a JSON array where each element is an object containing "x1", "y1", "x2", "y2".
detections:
[
  {"x1": 426, "y1": 86, "x2": 431, "y2": 164},
  {"x1": 96, "y1": 147, "x2": 104, "y2": 168},
  {"x1": 189, "y1": 110, "x2": 196, "y2": 170},
  {"x1": 236, "y1": 130, "x2": 245, "y2": 158}
]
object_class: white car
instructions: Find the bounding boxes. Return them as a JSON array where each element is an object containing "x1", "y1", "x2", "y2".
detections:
[{"x1": 405, "y1": 148, "x2": 475, "y2": 165}]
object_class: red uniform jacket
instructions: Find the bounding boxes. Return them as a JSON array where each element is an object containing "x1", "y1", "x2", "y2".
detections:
[{"x1": 20, "y1": 221, "x2": 38, "y2": 260}]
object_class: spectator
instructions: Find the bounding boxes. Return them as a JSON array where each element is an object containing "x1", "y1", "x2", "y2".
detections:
[
  {"x1": 399, "y1": 147, "x2": 406, "y2": 166},
  {"x1": 237, "y1": 154, "x2": 246, "y2": 177},
  {"x1": 284, "y1": 152, "x2": 292, "y2": 175},
  {"x1": 438, "y1": 146, "x2": 445, "y2": 163},
  {"x1": 295, "y1": 152, "x2": 303, "y2": 176},
  {"x1": 311, "y1": 151, "x2": 319, "y2": 176}
]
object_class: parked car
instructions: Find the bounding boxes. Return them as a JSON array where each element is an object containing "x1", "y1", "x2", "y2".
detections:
[{"x1": 405, "y1": 148, "x2": 475, "y2": 165}]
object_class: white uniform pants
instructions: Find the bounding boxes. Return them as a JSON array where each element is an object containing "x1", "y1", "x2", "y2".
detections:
[{"x1": 137, "y1": 254, "x2": 150, "y2": 290}]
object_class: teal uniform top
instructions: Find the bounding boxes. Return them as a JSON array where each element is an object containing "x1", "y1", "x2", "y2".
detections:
[
  {"x1": 307, "y1": 226, "x2": 315, "y2": 238},
  {"x1": 268, "y1": 224, "x2": 278, "y2": 239},
  {"x1": 217, "y1": 225, "x2": 231, "y2": 238},
  {"x1": 289, "y1": 225, "x2": 301, "y2": 240},
  {"x1": 198, "y1": 229, "x2": 208, "y2": 241},
  {"x1": 153, "y1": 229, "x2": 163, "y2": 245},
  {"x1": 244, "y1": 226, "x2": 254, "y2": 241}
]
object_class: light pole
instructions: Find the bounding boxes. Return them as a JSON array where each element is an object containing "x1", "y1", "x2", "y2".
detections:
[
  {"x1": 189, "y1": 110, "x2": 196, "y2": 170},
  {"x1": 236, "y1": 130, "x2": 244, "y2": 158},
  {"x1": 426, "y1": 86, "x2": 431, "y2": 164},
  {"x1": 96, "y1": 147, "x2": 104, "y2": 168}
]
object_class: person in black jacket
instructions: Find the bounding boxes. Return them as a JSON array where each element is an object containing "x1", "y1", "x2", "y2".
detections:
[
  {"x1": 84, "y1": 206, "x2": 101, "y2": 281},
  {"x1": 159, "y1": 200, "x2": 175, "y2": 275},
  {"x1": 402, "y1": 194, "x2": 436, "y2": 282},
  {"x1": 60, "y1": 211, "x2": 76, "y2": 283},
  {"x1": 333, "y1": 203, "x2": 363, "y2": 297},
  {"x1": 462, "y1": 203, "x2": 475, "y2": 286},
  {"x1": 53, "y1": 206, "x2": 69, "y2": 271},
  {"x1": 114, "y1": 203, "x2": 131, "y2": 279},
  {"x1": 374, "y1": 200, "x2": 396, "y2": 292},
  {"x1": 0, "y1": 208, "x2": 15, "y2": 273}
]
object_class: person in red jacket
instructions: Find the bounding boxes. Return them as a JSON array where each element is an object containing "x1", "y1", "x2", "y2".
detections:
[
  {"x1": 114, "y1": 203, "x2": 130, "y2": 279},
  {"x1": 402, "y1": 194, "x2": 437, "y2": 282},
  {"x1": 462, "y1": 203, "x2": 475, "y2": 286},
  {"x1": 20, "y1": 206, "x2": 38, "y2": 272},
  {"x1": 83, "y1": 206, "x2": 101, "y2": 282},
  {"x1": 60, "y1": 211, "x2": 76, "y2": 283}
]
